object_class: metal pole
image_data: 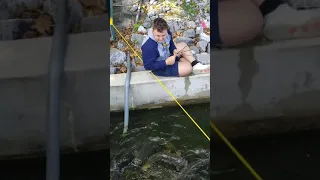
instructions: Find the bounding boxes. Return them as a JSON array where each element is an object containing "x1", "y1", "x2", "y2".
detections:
[
  {"x1": 110, "y1": 0, "x2": 116, "y2": 41},
  {"x1": 46, "y1": 0, "x2": 68, "y2": 179},
  {"x1": 123, "y1": 54, "x2": 131, "y2": 133}
]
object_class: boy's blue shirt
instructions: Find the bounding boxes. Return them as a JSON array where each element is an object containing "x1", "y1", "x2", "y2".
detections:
[{"x1": 141, "y1": 28, "x2": 177, "y2": 71}]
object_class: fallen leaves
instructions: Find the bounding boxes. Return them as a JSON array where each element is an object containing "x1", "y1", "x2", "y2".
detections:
[
  {"x1": 79, "y1": 0, "x2": 105, "y2": 17},
  {"x1": 204, "y1": 28, "x2": 210, "y2": 35},
  {"x1": 119, "y1": 65, "x2": 127, "y2": 73},
  {"x1": 31, "y1": 14, "x2": 53, "y2": 35}
]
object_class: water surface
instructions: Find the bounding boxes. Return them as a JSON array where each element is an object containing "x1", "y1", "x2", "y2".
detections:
[{"x1": 110, "y1": 103, "x2": 211, "y2": 180}]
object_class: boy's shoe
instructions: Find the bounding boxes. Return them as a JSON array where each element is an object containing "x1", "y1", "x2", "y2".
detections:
[{"x1": 192, "y1": 63, "x2": 210, "y2": 74}]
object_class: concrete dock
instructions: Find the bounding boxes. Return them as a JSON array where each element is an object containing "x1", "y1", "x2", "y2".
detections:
[
  {"x1": 211, "y1": 37, "x2": 320, "y2": 139},
  {"x1": 110, "y1": 71, "x2": 210, "y2": 112}
]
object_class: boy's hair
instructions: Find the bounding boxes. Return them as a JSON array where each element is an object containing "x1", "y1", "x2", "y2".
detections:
[{"x1": 152, "y1": 18, "x2": 169, "y2": 32}]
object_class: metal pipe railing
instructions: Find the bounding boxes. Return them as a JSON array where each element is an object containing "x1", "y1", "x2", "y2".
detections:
[
  {"x1": 46, "y1": 0, "x2": 68, "y2": 180},
  {"x1": 123, "y1": 54, "x2": 132, "y2": 134}
]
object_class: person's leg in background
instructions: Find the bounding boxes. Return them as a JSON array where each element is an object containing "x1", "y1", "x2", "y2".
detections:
[{"x1": 217, "y1": 0, "x2": 264, "y2": 47}]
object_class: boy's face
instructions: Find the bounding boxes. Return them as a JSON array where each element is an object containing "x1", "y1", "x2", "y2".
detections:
[{"x1": 153, "y1": 29, "x2": 168, "y2": 43}]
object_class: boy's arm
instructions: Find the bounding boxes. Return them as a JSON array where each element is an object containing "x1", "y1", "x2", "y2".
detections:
[{"x1": 142, "y1": 46, "x2": 166, "y2": 71}]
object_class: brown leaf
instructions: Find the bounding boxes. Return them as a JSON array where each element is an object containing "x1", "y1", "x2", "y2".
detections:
[
  {"x1": 31, "y1": 14, "x2": 53, "y2": 35},
  {"x1": 120, "y1": 66, "x2": 127, "y2": 73},
  {"x1": 204, "y1": 28, "x2": 210, "y2": 35}
]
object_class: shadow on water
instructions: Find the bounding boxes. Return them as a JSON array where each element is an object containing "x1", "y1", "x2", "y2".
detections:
[
  {"x1": 0, "y1": 150, "x2": 109, "y2": 180},
  {"x1": 110, "y1": 103, "x2": 210, "y2": 180}
]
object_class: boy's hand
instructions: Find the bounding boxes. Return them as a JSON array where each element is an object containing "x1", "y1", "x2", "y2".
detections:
[{"x1": 165, "y1": 55, "x2": 176, "y2": 65}]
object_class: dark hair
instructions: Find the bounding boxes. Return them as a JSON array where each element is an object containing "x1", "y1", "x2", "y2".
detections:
[{"x1": 152, "y1": 18, "x2": 169, "y2": 32}]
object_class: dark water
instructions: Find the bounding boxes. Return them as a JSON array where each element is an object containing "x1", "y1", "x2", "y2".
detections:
[
  {"x1": 110, "y1": 103, "x2": 211, "y2": 180},
  {"x1": 210, "y1": 128, "x2": 320, "y2": 180},
  {"x1": 0, "y1": 103, "x2": 319, "y2": 180}
]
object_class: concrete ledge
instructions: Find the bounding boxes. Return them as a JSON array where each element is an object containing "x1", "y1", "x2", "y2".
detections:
[
  {"x1": 0, "y1": 31, "x2": 109, "y2": 79},
  {"x1": 211, "y1": 36, "x2": 320, "y2": 136},
  {"x1": 110, "y1": 71, "x2": 210, "y2": 112}
]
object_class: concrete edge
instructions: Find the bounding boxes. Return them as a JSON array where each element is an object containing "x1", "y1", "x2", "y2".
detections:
[
  {"x1": 110, "y1": 72, "x2": 210, "y2": 112},
  {"x1": 0, "y1": 31, "x2": 109, "y2": 79}
]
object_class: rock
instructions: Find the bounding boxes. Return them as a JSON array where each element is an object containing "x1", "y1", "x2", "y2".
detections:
[
  {"x1": 67, "y1": 0, "x2": 84, "y2": 27},
  {"x1": 145, "y1": 16, "x2": 151, "y2": 22},
  {"x1": 186, "y1": 21, "x2": 196, "y2": 29},
  {"x1": 110, "y1": 48, "x2": 126, "y2": 66},
  {"x1": 148, "y1": 10, "x2": 156, "y2": 17},
  {"x1": 174, "y1": 21, "x2": 184, "y2": 31},
  {"x1": 175, "y1": 37, "x2": 194, "y2": 45},
  {"x1": 196, "y1": 27, "x2": 203, "y2": 35},
  {"x1": 0, "y1": 1, "x2": 9, "y2": 20},
  {"x1": 183, "y1": 29, "x2": 195, "y2": 38},
  {"x1": 195, "y1": 53, "x2": 210, "y2": 65},
  {"x1": 143, "y1": 21, "x2": 152, "y2": 28},
  {"x1": 137, "y1": 26, "x2": 147, "y2": 33},
  {"x1": 150, "y1": 0, "x2": 157, "y2": 5},
  {"x1": 150, "y1": 16, "x2": 157, "y2": 21},
  {"x1": 264, "y1": 4, "x2": 320, "y2": 41},
  {"x1": 117, "y1": 40, "x2": 126, "y2": 50},
  {"x1": 160, "y1": 7, "x2": 165, "y2": 13},
  {"x1": 0, "y1": 19, "x2": 34, "y2": 40},
  {"x1": 190, "y1": 46, "x2": 200, "y2": 55},
  {"x1": 167, "y1": 21, "x2": 175, "y2": 32},
  {"x1": 197, "y1": 2, "x2": 206, "y2": 9},
  {"x1": 196, "y1": 40, "x2": 208, "y2": 52},
  {"x1": 110, "y1": 67, "x2": 116, "y2": 74},
  {"x1": 131, "y1": 34, "x2": 147, "y2": 47},
  {"x1": 130, "y1": 5, "x2": 139, "y2": 12},
  {"x1": 121, "y1": 18, "x2": 134, "y2": 28},
  {"x1": 200, "y1": 32, "x2": 210, "y2": 42}
]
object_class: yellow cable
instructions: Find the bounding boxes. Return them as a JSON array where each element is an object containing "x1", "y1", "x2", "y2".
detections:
[
  {"x1": 110, "y1": 23, "x2": 210, "y2": 141},
  {"x1": 210, "y1": 121, "x2": 263, "y2": 180}
]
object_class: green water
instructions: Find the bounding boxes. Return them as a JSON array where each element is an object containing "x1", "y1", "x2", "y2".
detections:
[{"x1": 110, "y1": 103, "x2": 210, "y2": 180}]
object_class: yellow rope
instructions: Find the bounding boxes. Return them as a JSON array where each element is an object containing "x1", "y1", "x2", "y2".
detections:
[{"x1": 210, "y1": 121, "x2": 263, "y2": 180}]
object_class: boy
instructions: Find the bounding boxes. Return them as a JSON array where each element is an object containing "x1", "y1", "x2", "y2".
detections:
[{"x1": 141, "y1": 18, "x2": 210, "y2": 77}]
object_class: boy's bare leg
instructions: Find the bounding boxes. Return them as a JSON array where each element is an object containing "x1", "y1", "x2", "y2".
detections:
[{"x1": 175, "y1": 42, "x2": 210, "y2": 74}]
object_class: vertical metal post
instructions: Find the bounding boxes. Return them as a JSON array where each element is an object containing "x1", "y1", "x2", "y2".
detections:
[
  {"x1": 46, "y1": 0, "x2": 68, "y2": 180},
  {"x1": 110, "y1": 0, "x2": 116, "y2": 41},
  {"x1": 123, "y1": 54, "x2": 131, "y2": 134}
]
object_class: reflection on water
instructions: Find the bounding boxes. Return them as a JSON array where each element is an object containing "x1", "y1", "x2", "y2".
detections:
[
  {"x1": 0, "y1": 150, "x2": 109, "y2": 180},
  {"x1": 110, "y1": 103, "x2": 210, "y2": 180},
  {"x1": 210, "y1": 128, "x2": 320, "y2": 179}
]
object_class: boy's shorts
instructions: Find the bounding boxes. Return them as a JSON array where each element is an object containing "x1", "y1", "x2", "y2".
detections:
[{"x1": 152, "y1": 56, "x2": 180, "y2": 77}]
